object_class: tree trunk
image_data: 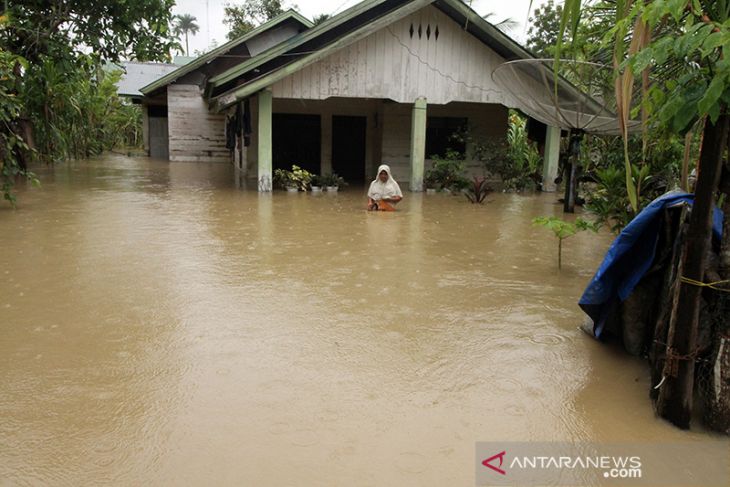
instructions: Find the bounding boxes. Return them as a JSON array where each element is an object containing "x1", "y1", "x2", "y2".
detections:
[
  {"x1": 656, "y1": 111, "x2": 729, "y2": 429},
  {"x1": 720, "y1": 160, "x2": 730, "y2": 276},
  {"x1": 558, "y1": 238, "x2": 563, "y2": 270},
  {"x1": 650, "y1": 206, "x2": 689, "y2": 400},
  {"x1": 702, "y1": 127, "x2": 730, "y2": 433},
  {"x1": 681, "y1": 131, "x2": 693, "y2": 192}
]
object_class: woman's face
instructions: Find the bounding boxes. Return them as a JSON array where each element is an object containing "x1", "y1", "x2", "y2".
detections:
[{"x1": 378, "y1": 170, "x2": 389, "y2": 182}]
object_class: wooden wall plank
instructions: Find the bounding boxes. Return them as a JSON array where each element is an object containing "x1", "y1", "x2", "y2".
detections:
[
  {"x1": 167, "y1": 84, "x2": 228, "y2": 163},
  {"x1": 271, "y1": 6, "x2": 511, "y2": 105}
]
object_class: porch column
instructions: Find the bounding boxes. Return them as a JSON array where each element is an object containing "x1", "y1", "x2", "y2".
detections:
[
  {"x1": 410, "y1": 97, "x2": 427, "y2": 191},
  {"x1": 321, "y1": 112, "x2": 333, "y2": 175},
  {"x1": 257, "y1": 88, "x2": 273, "y2": 192},
  {"x1": 142, "y1": 105, "x2": 150, "y2": 155},
  {"x1": 542, "y1": 125, "x2": 561, "y2": 192}
]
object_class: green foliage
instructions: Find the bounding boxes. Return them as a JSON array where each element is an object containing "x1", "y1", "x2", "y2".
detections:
[
  {"x1": 464, "y1": 176, "x2": 491, "y2": 204},
  {"x1": 584, "y1": 166, "x2": 634, "y2": 233},
  {"x1": 224, "y1": 0, "x2": 291, "y2": 40},
  {"x1": 505, "y1": 112, "x2": 543, "y2": 191},
  {"x1": 424, "y1": 149, "x2": 468, "y2": 191},
  {"x1": 527, "y1": 0, "x2": 565, "y2": 57},
  {"x1": 534, "y1": 215, "x2": 600, "y2": 239},
  {"x1": 555, "y1": 0, "x2": 730, "y2": 218},
  {"x1": 274, "y1": 165, "x2": 312, "y2": 190},
  {"x1": 273, "y1": 168, "x2": 292, "y2": 188},
  {"x1": 2, "y1": 0, "x2": 178, "y2": 64},
  {"x1": 533, "y1": 216, "x2": 600, "y2": 268},
  {"x1": 290, "y1": 165, "x2": 312, "y2": 191},
  {"x1": 580, "y1": 128, "x2": 695, "y2": 233},
  {"x1": 321, "y1": 172, "x2": 346, "y2": 188},
  {"x1": 631, "y1": 4, "x2": 730, "y2": 132},
  {"x1": 22, "y1": 60, "x2": 141, "y2": 163},
  {"x1": 0, "y1": 48, "x2": 37, "y2": 206},
  {"x1": 467, "y1": 113, "x2": 542, "y2": 192},
  {"x1": 0, "y1": 1, "x2": 177, "y2": 205},
  {"x1": 310, "y1": 174, "x2": 322, "y2": 187}
]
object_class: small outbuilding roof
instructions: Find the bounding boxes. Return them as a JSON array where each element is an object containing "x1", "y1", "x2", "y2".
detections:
[
  {"x1": 140, "y1": 9, "x2": 313, "y2": 96},
  {"x1": 117, "y1": 62, "x2": 179, "y2": 99}
]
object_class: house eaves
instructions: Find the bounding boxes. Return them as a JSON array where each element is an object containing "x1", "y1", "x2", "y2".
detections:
[
  {"x1": 433, "y1": 0, "x2": 607, "y2": 115},
  {"x1": 139, "y1": 9, "x2": 313, "y2": 97},
  {"x1": 208, "y1": 0, "x2": 433, "y2": 111},
  {"x1": 208, "y1": 0, "x2": 607, "y2": 118}
]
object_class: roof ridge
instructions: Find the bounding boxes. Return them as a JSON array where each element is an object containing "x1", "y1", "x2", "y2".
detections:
[
  {"x1": 207, "y1": 0, "x2": 404, "y2": 89},
  {"x1": 140, "y1": 9, "x2": 313, "y2": 95}
]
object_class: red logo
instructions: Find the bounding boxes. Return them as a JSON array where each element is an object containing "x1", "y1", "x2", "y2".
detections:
[{"x1": 483, "y1": 451, "x2": 507, "y2": 475}]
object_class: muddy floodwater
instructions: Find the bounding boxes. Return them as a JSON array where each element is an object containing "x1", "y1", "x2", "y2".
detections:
[{"x1": 1, "y1": 155, "x2": 727, "y2": 486}]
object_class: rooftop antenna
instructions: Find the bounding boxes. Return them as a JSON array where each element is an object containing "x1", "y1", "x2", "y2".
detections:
[{"x1": 492, "y1": 59, "x2": 638, "y2": 213}]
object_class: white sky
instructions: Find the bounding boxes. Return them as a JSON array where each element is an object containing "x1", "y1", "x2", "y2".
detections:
[{"x1": 172, "y1": 0, "x2": 547, "y2": 55}]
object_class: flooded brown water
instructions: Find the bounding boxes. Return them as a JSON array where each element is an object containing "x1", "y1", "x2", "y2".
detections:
[{"x1": 1, "y1": 155, "x2": 726, "y2": 486}]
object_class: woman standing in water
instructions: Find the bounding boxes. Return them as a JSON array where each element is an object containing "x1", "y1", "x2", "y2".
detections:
[{"x1": 367, "y1": 164, "x2": 403, "y2": 211}]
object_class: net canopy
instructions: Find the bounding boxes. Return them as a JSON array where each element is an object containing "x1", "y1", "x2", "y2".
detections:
[{"x1": 491, "y1": 59, "x2": 640, "y2": 135}]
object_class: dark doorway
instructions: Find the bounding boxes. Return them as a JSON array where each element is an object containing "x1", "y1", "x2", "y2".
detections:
[
  {"x1": 273, "y1": 114, "x2": 321, "y2": 174},
  {"x1": 148, "y1": 105, "x2": 169, "y2": 160},
  {"x1": 332, "y1": 116, "x2": 366, "y2": 182}
]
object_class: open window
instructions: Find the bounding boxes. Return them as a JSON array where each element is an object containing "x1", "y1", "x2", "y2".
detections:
[{"x1": 426, "y1": 117, "x2": 467, "y2": 158}]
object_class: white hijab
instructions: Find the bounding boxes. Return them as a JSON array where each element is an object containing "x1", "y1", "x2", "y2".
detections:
[{"x1": 368, "y1": 164, "x2": 403, "y2": 200}]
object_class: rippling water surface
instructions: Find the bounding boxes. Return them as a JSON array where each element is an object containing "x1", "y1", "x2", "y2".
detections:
[{"x1": 0, "y1": 155, "x2": 726, "y2": 485}]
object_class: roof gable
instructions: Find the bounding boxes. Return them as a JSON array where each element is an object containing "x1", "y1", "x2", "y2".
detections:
[
  {"x1": 267, "y1": 5, "x2": 517, "y2": 105},
  {"x1": 140, "y1": 9, "x2": 313, "y2": 96},
  {"x1": 207, "y1": 0, "x2": 428, "y2": 91},
  {"x1": 208, "y1": 0, "x2": 538, "y2": 111}
]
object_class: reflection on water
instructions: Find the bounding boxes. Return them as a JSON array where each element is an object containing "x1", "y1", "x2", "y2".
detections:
[{"x1": 0, "y1": 155, "x2": 726, "y2": 485}]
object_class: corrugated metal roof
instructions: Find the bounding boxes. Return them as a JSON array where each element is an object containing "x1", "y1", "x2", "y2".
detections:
[
  {"x1": 140, "y1": 10, "x2": 313, "y2": 96},
  {"x1": 118, "y1": 62, "x2": 180, "y2": 98}
]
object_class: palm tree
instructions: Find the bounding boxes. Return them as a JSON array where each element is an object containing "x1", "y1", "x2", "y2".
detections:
[
  {"x1": 174, "y1": 14, "x2": 200, "y2": 56},
  {"x1": 312, "y1": 14, "x2": 331, "y2": 25},
  {"x1": 483, "y1": 12, "x2": 518, "y2": 33}
]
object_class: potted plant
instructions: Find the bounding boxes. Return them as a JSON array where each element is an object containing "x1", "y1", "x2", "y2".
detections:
[
  {"x1": 322, "y1": 173, "x2": 346, "y2": 192},
  {"x1": 274, "y1": 165, "x2": 313, "y2": 192},
  {"x1": 273, "y1": 168, "x2": 297, "y2": 191},
  {"x1": 424, "y1": 173, "x2": 438, "y2": 194},
  {"x1": 309, "y1": 174, "x2": 323, "y2": 192},
  {"x1": 290, "y1": 165, "x2": 313, "y2": 191}
]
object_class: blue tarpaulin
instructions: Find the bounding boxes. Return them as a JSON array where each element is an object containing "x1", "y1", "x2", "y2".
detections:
[{"x1": 579, "y1": 191, "x2": 724, "y2": 338}]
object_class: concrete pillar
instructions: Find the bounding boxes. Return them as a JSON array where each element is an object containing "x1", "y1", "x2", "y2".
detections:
[
  {"x1": 542, "y1": 125, "x2": 561, "y2": 192},
  {"x1": 409, "y1": 97, "x2": 427, "y2": 191},
  {"x1": 257, "y1": 89, "x2": 273, "y2": 192},
  {"x1": 321, "y1": 112, "x2": 332, "y2": 175},
  {"x1": 142, "y1": 105, "x2": 150, "y2": 155}
]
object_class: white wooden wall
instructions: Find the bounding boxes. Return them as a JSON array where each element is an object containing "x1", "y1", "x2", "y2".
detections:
[
  {"x1": 167, "y1": 85, "x2": 229, "y2": 163},
  {"x1": 271, "y1": 5, "x2": 514, "y2": 106}
]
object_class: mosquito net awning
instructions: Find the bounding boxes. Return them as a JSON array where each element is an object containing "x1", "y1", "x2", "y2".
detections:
[{"x1": 492, "y1": 59, "x2": 640, "y2": 136}]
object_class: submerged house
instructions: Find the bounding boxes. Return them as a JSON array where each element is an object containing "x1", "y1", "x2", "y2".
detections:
[{"x1": 139, "y1": 0, "x2": 562, "y2": 191}]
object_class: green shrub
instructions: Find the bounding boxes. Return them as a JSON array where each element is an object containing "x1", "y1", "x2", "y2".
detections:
[{"x1": 425, "y1": 149, "x2": 468, "y2": 191}]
